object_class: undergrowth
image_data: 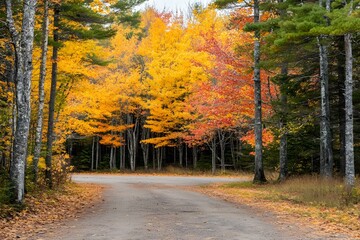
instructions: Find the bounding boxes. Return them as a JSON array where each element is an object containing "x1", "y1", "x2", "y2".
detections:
[{"x1": 224, "y1": 175, "x2": 360, "y2": 208}]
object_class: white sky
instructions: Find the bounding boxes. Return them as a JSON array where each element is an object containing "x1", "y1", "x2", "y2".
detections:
[{"x1": 138, "y1": 0, "x2": 213, "y2": 13}]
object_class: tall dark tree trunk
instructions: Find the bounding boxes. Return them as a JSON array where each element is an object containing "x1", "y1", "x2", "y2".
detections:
[
  {"x1": 33, "y1": 0, "x2": 49, "y2": 183},
  {"x1": 278, "y1": 64, "x2": 288, "y2": 181},
  {"x1": 152, "y1": 145, "x2": 156, "y2": 170},
  {"x1": 318, "y1": 0, "x2": 333, "y2": 178},
  {"x1": 178, "y1": 144, "x2": 183, "y2": 167},
  {"x1": 211, "y1": 138, "x2": 216, "y2": 174},
  {"x1": 185, "y1": 145, "x2": 188, "y2": 168},
  {"x1": 230, "y1": 138, "x2": 235, "y2": 167},
  {"x1": 6, "y1": 0, "x2": 37, "y2": 203},
  {"x1": 253, "y1": 0, "x2": 266, "y2": 183},
  {"x1": 45, "y1": 4, "x2": 60, "y2": 188},
  {"x1": 192, "y1": 146, "x2": 197, "y2": 169},
  {"x1": 96, "y1": 136, "x2": 100, "y2": 170},
  {"x1": 156, "y1": 147, "x2": 162, "y2": 170},
  {"x1": 91, "y1": 137, "x2": 95, "y2": 171}
]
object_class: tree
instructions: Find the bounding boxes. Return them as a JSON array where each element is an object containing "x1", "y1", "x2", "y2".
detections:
[
  {"x1": 343, "y1": 0, "x2": 355, "y2": 188},
  {"x1": 214, "y1": 0, "x2": 267, "y2": 182},
  {"x1": 33, "y1": 0, "x2": 50, "y2": 183},
  {"x1": 318, "y1": 0, "x2": 333, "y2": 178},
  {"x1": 5, "y1": 0, "x2": 37, "y2": 203},
  {"x1": 44, "y1": 0, "x2": 117, "y2": 187},
  {"x1": 252, "y1": 0, "x2": 266, "y2": 183}
]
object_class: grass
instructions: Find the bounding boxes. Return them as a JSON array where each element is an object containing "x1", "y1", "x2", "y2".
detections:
[
  {"x1": 198, "y1": 175, "x2": 360, "y2": 239},
  {"x1": 224, "y1": 175, "x2": 360, "y2": 208}
]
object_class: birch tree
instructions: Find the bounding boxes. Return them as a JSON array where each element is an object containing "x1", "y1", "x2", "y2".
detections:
[
  {"x1": 6, "y1": 0, "x2": 37, "y2": 203},
  {"x1": 318, "y1": 0, "x2": 333, "y2": 178},
  {"x1": 344, "y1": 0, "x2": 355, "y2": 188}
]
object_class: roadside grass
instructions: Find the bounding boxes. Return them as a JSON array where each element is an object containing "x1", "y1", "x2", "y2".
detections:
[
  {"x1": 225, "y1": 176, "x2": 360, "y2": 208},
  {"x1": 198, "y1": 175, "x2": 360, "y2": 238}
]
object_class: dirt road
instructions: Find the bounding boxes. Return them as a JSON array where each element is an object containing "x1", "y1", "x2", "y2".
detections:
[{"x1": 41, "y1": 175, "x2": 303, "y2": 240}]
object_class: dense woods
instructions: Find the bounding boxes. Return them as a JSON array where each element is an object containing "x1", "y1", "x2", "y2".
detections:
[{"x1": 0, "y1": 0, "x2": 359, "y2": 203}]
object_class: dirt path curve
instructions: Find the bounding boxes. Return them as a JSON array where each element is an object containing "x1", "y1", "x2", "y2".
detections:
[{"x1": 41, "y1": 174, "x2": 310, "y2": 240}]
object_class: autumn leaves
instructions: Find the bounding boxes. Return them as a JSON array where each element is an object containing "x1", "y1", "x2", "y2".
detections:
[{"x1": 64, "y1": 8, "x2": 263, "y2": 170}]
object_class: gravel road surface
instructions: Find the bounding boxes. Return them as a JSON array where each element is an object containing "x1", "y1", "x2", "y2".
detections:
[{"x1": 41, "y1": 174, "x2": 304, "y2": 240}]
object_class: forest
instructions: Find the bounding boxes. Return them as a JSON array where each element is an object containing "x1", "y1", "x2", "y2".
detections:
[{"x1": 0, "y1": 0, "x2": 359, "y2": 204}]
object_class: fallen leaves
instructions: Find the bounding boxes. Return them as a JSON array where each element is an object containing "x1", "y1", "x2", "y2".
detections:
[
  {"x1": 0, "y1": 183, "x2": 104, "y2": 240},
  {"x1": 195, "y1": 183, "x2": 360, "y2": 239}
]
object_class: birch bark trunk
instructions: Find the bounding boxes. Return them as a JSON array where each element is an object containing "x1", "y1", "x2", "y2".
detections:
[
  {"x1": 318, "y1": 0, "x2": 333, "y2": 178},
  {"x1": 344, "y1": 32, "x2": 355, "y2": 188},
  {"x1": 127, "y1": 114, "x2": 139, "y2": 171},
  {"x1": 6, "y1": 0, "x2": 37, "y2": 203},
  {"x1": 140, "y1": 127, "x2": 150, "y2": 170}
]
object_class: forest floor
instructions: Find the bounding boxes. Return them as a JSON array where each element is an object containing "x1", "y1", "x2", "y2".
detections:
[
  {"x1": 0, "y1": 183, "x2": 104, "y2": 240},
  {"x1": 195, "y1": 176, "x2": 360, "y2": 239}
]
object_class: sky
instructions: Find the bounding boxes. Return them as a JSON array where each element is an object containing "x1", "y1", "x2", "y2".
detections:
[{"x1": 137, "y1": 0, "x2": 213, "y2": 13}]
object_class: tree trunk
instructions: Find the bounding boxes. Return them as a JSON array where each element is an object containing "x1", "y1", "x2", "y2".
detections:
[
  {"x1": 253, "y1": 0, "x2": 266, "y2": 183},
  {"x1": 152, "y1": 145, "x2": 156, "y2": 170},
  {"x1": 192, "y1": 146, "x2": 197, "y2": 169},
  {"x1": 45, "y1": 4, "x2": 60, "y2": 188},
  {"x1": 211, "y1": 138, "x2": 216, "y2": 175},
  {"x1": 119, "y1": 132, "x2": 125, "y2": 170},
  {"x1": 337, "y1": 36, "x2": 346, "y2": 176},
  {"x1": 185, "y1": 145, "x2": 188, "y2": 168},
  {"x1": 344, "y1": 32, "x2": 355, "y2": 188},
  {"x1": 278, "y1": 64, "x2": 288, "y2": 181},
  {"x1": 109, "y1": 147, "x2": 114, "y2": 169},
  {"x1": 91, "y1": 137, "x2": 95, "y2": 171},
  {"x1": 178, "y1": 144, "x2": 183, "y2": 167},
  {"x1": 157, "y1": 148, "x2": 162, "y2": 171},
  {"x1": 96, "y1": 136, "x2": 100, "y2": 170},
  {"x1": 140, "y1": 127, "x2": 150, "y2": 170},
  {"x1": 318, "y1": 0, "x2": 333, "y2": 178},
  {"x1": 6, "y1": 0, "x2": 37, "y2": 203},
  {"x1": 127, "y1": 114, "x2": 139, "y2": 171},
  {"x1": 318, "y1": 40, "x2": 333, "y2": 178},
  {"x1": 230, "y1": 138, "x2": 235, "y2": 167},
  {"x1": 218, "y1": 130, "x2": 226, "y2": 172}
]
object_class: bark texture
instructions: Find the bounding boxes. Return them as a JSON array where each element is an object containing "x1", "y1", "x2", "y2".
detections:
[
  {"x1": 253, "y1": 0, "x2": 266, "y2": 183},
  {"x1": 278, "y1": 64, "x2": 288, "y2": 181},
  {"x1": 344, "y1": 32, "x2": 355, "y2": 188},
  {"x1": 33, "y1": 0, "x2": 49, "y2": 182},
  {"x1": 127, "y1": 114, "x2": 139, "y2": 171},
  {"x1": 318, "y1": 0, "x2": 333, "y2": 178},
  {"x1": 318, "y1": 41, "x2": 333, "y2": 177},
  {"x1": 6, "y1": 0, "x2": 37, "y2": 203},
  {"x1": 45, "y1": 4, "x2": 60, "y2": 188}
]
